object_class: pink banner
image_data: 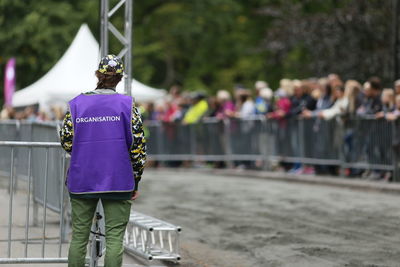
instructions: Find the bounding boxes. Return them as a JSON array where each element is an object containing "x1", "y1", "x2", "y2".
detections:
[{"x1": 4, "y1": 58, "x2": 16, "y2": 107}]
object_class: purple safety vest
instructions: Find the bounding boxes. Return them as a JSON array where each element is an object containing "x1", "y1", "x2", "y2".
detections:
[{"x1": 67, "y1": 93, "x2": 134, "y2": 194}]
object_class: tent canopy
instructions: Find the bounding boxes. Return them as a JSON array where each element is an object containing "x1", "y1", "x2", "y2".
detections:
[{"x1": 12, "y1": 24, "x2": 165, "y2": 109}]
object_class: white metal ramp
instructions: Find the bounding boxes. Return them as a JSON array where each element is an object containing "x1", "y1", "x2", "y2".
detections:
[{"x1": 124, "y1": 211, "x2": 181, "y2": 262}]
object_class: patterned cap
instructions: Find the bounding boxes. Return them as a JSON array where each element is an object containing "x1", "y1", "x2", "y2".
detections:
[{"x1": 98, "y1": 54, "x2": 124, "y2": 74}]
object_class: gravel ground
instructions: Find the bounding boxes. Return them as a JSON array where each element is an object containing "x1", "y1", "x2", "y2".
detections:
[{"x1": 134, "y1": 169, "x2": 400, "y2": 267}]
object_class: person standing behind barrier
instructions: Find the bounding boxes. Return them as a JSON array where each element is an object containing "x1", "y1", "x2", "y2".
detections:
[
  {"x1": 59, "y1": 54, "x2": 146, "y2": 267},
  {"x1": 386, "y1": 94, "x2": 400, "y2": 121},
  {"x1": 356, "y1": 77, "x2": 383, "y2": 179},
  {"x1": 183, "y1": 92, "x2": 209, "y2": 124},
  {"x1": 287, "y1": 80, "x2": 316, "y2": 173},
  {"x1": 215, "y1": 90, "x2": 235, "y2": 119},
  {"x1": 254, "y1": 81, "x2": 273, "y2": 115},
  {"x1": 394, "y1": 79, "x2": 400, "y2": 95},
  {"x1": 375, "y1": 89, "x2": 395, "y2": 119},
  {"x1": 356, "y1": 77, "x2": 382, "y2": 116}
]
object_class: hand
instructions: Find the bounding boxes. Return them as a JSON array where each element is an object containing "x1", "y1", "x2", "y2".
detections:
[
  {"x1": 375, "y1": 112, "x2": 384, "y2": 119},
  {"x1": 131, "y1": 190, "x2": 140, "y2": 200},
  {"x1": 275, "y1": 110, "x2": 285, "y2": 118},
  {"x1": 386, "y1": 113, "x2": 398, "y2": 121},
  {"x1": 301, "y1": 110, "x2": 312, "y2": 118}
]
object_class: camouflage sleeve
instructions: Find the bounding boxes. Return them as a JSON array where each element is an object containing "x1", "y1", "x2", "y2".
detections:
[
  {"x1": 59, "y1": 111, "x2": 73, "y2": 153},
  {"x1": 130, "y1": 104, "x2": 147, "y2": 191}
]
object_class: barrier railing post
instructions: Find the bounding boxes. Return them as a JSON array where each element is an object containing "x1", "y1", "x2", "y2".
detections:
[
  {"x1": 223, "y1": 119, "x2": 233, "y2": 168},
  {"x1": 189, "y1": 123, "x2": 197, "y2": 159},
  {"x1": 59, "y1": 151, "x2": 67, "y2": 252},
  {"x1": 261, "y1": 117, "x2": 270, "y2": 170},
  {"x1": 392, "y1": 120, "x2": 400, "y2": 181},
  {"x1": 337, "y1": 117, "x2": 347, "y2": 176},
  {"x1": 24, "y1": 147, "x2": 32, "y2": 257},
  {"x1": 299, "y1": 118, "x2": 305, "y2": 159},
  {"x1": 41, "y1": 147, "x2": 50, "y2": 257},
  {"x1": 7, "y1": 147, "x2": 15, "y2": 258},
  {"x1": 14, "y1": 121, "x2": 20, "y2": 192},
  {"x1": 156, "y1": 122, "x2": 163, "y2": 155}
]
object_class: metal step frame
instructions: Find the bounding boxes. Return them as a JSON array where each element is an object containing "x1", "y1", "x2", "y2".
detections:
[{"x1": 124, "y1": 212, "x2": 181, "y2": 262}]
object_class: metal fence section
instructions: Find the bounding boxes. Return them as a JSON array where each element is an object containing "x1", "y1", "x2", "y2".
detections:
[
  {"x1": 146, "y1": 117, "x2": 399, "y2": 179},
  {"x1": 0, "y1": 141, "x2": 69, "y2": 264},
  {"x1": 124, "y1": 212, "x2": 181, "y2": 262},
  {"x1": 0, "y1": 120, "x2": 59, "y2": 180},
  {"x1": 0, "y1": 121, "x2": 33, "y2": 180},
  {"x1": 265, "y1": 117, "x2": 341, "y2": 165},
  {"x1": 0, "y1": 123, "x2": 184, "y2": 265},
  {"x1": 0, "y1": 121, "x2": 65, "y2": 222}
]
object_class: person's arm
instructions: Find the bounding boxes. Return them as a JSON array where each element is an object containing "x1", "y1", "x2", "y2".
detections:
[
  {"x1": 130, "y1": 104, "x2": 147, "y2": 191},
  {"x1": 59, "y1": 111, "x2": 73, "y2": 153},
  {"x1": 321, "y1": 98, "x2": 347, "y2": 120}
]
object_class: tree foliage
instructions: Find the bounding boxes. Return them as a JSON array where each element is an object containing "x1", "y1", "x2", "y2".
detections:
[{"x1": 0, "y1": 0, "x2": 396, "y2": 105}]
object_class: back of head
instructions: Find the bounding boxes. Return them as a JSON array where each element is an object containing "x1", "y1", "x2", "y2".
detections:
[
  {"x1": 255, "y1": 81, "x2": 268, "y2": 91},
  {"x1": 260, "y1": 88, "x2": 273, "y2": 100},
  {"x1": 96, "y1": 54, "x2": 124, "y2": 89},
  {"x1": 368, "y1": 76, "x2": 382, "y2": 91},
  {"x1": 381, "y1": 88, "x2": 395, "y2": 103},
  {"x1": 280, "y1": 79, "x2": 294, "y2": 96},
  {"x1": 344, "y1": 80, "x2": 361, "y2": 98},
  {"x1": 217, "y1": 90, "x2": 231, "y2": 101}
]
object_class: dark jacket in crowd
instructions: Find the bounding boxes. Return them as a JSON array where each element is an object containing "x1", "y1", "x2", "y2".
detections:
[
  {"x1": 289, "y1": 94, "x2": 317, "y2": 116},
  {"x1": 357, "y1": 96, "x2": 382, "y2": 116}
]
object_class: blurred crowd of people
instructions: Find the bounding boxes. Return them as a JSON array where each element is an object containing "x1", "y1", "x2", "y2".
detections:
[
  {"x1": 2, "y1": 74, "x2": 399, "y2": 124},
  {"x1": 0, "y1": 105, "x2": 64, "y2": 121},
  {"x1": 1, "y1": 74, "x2": 399, "y2": 181},
  {"x1": 139, "y1": 74, "x2": 400, "y2": 182},
  {"x1": 141, "y1": 74, "x2": 400, "y2": 125}
]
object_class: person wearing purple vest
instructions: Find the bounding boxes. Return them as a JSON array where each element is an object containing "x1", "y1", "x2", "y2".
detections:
[{"x1": 60, "y1": 55, "x2": 146, "y2": 267}]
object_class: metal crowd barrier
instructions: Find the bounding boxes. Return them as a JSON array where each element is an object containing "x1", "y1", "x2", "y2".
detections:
[
  {"x1": 145, "y1": 116, "x2": 400, "y2": 180},
  {"x1": 0, "y1": 122, "x2": 183, "y2": 265},
  {"x1": 0, "y1": 141, "x2": 69, "y2": 264}
]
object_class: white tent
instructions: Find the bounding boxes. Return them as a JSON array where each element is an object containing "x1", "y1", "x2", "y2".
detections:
[{"x1": 12, "y1": 24, "x2": 166, "y2": 109}]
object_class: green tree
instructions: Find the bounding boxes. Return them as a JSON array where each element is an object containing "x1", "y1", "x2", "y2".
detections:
[{"x1": 0, "y1": 0, "x2": 396, "y2": 106}]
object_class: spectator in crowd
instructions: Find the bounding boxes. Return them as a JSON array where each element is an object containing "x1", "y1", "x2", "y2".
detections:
[
  {"x1": 168, "y1": 85, "x2": 182, "y2": 104},
  {"x1": 183, "y1": 92, "x2": 209, "y2": 124},
  {"x1": 205, "y1": 96, "x2": 220, "y2": 118},
  {"x1": 327, "y1": 73, "x2": 343, "y2": 89},
  {"x1": 267, "y1": 89, "x2": 291, "y2": 120},
  {"x1": 287, "y1": 80, "x2": 316, "y2": 173},
  {"x1": 162, "y1": 100, "x2": 179, "y2": 122},
  {"x1": 215, "y1": 90, "x2": 235, "y2": 119},
  {"x1": 356, "y1": 77, "x2": 384, "y2": 180},
  {"x1": 163, "y1": 85, "x2": 183, "y2": 122},
  {"x1": 320, "y1": 80, "x2": 362, "y2": 120},
  {"x1": 173, "y1": 94, "x2": 192, "y2": 122},
  {"x1": 254, "y1": 81, "x2": 273, "y2": 115},
  {"x1": 50, "y1": 105, "x2": 64, "y2": 120},
  {"x1": 24, "y1": 106, "x2": 38, "y2": 122},
  {"x1": 142, "y1": 102, "x2": 158, "y2": 121},
  {"x1": 357, "y1": 77, "x2": 382, "y2": 116},
  {"x1": 289, "y1": 80, "x2": 317, "y2": 117},
  {"x1": 394, "y1": 79, "x2": 400, "y2": 95},
  {"x1": 0, "y1": 106, "x2": 16, "y2": 120},
  {"x1": 302, "y1": 78, "x2": 333, "y2": 118},
  {"x1": 37, "y1": 110, "x2": 51, "y2": 121},
  {"x1": 376, "y1": 89, "x2": 395, "y2": 119},
  {"x1": 279, "y1": 78, "x2": 294, "y2": 96},
  {"x1": 236, "y1": 89, "x2": 255, "y2": 118},
  {"x1": 386, "y1": 94, "x2": 400, "y2": 121}
]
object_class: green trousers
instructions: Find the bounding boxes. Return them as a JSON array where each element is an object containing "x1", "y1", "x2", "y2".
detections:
[{"x1": 68, "y1": 198, "x2": 132, "y2": 267}]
